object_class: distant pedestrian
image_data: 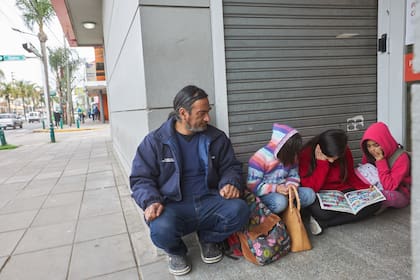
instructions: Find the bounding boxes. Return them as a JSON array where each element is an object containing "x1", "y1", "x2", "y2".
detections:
[
  {"x1": 93, "y1": 106, "x2": 100, "y2": 121},
  {"x1": 77, "y1": 107, "x2": 85, "y2": 123},
  {"x1": 53, "y1": 111, "x2": 61, "y2": 127}
]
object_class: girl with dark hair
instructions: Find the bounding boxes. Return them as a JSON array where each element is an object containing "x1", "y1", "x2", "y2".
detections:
[
  {"x1": 299, "y1": 129, "x2": 381, "y2": 235},
  {"x1": 359, "y1": 122, "x2": 411, "y2": 211},
  {"x1": 247, "y1": 124, "x2": 316, "y2": 214}
]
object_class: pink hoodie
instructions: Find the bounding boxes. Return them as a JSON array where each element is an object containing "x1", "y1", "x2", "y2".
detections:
[{"x1": 360, "y1": 122, "x2": 411, "y2": 197}]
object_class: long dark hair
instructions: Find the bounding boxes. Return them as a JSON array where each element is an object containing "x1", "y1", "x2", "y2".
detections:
[
  {"x1": 168, "y1": 85, "x2": 208, "y2": 120},
  {"x1": 361, "y1": 140, "x2": 376, "y2": 164},
  {"x1": 303, "y1": 129, "x2": 348, "y2": 182},
  {"x1": 277, "y1": 133, "x2": 302, "y2": 166}
]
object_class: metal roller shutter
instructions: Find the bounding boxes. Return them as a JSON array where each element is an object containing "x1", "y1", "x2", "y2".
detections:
[{"x1": 223, "y1": 0, "x2": 378, "y2": 166}]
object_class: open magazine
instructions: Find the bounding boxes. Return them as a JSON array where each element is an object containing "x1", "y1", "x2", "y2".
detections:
[
  {"x1": 317, "y1": 185, "x2": 386, "y2": 215},
  {"x1": 355, "y1": 163, "x2": 384, "y2": 190}
]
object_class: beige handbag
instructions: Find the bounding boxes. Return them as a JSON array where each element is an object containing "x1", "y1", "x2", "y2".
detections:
[{"x1": 281, "y1": 186, "x2": 312, "y2": 252}]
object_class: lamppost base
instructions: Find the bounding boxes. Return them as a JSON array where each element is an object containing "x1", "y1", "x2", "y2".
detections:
[
  {"x1": 49, "y1": 123, "x2": 56, "y2": 143},
  {"x1": 0, "y1": 128, "x2": 7, "y2": 146}
]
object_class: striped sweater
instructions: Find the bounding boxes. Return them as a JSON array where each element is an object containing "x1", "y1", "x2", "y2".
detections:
[{"x1": 247, "y1": 124, "x2": 300, "y2": 196}]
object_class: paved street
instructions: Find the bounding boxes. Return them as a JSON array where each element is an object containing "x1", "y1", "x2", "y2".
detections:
[{"x1": 0, "y1": 122, "x2": 412, "y2": 280}]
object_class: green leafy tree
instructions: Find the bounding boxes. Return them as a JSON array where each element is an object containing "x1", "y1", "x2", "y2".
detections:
[
  {"x1": 48, "y1": 46, "x2": 82, "y2": 125},
  {"x1": 16, "y1": 0, "x2": 55, "y2": 125},
  {"x1": 0, "y1": 82, "x2": 16, "y2": 113},
  {"x1": 14, "y1": 80, "x2": 38, "y2": 118}
]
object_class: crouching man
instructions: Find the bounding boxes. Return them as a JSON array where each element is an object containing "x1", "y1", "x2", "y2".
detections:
[{"x1": 130, "y1": 85, "x2": 249, "y2": 276}]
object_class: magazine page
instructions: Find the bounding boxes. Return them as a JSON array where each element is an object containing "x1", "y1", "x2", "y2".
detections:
[
  {"x1": 344, "y1": 186, "x2": 386, "y2": 214},
  {"x1": 356, "y1": 163, "x2": 384, "y2": 190},
  {"x1": 316, "y1": 190, "x2": 354, "y2": 214}
]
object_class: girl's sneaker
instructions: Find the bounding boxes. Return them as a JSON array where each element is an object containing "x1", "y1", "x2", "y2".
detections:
[{"x1": 309, "y1": 216, "x2": 323, "y2": 235}]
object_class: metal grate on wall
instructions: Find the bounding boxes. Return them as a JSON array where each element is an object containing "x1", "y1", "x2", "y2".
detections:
[{"x1": 222, "y1": 0, "x2": 378, "y2": 167}]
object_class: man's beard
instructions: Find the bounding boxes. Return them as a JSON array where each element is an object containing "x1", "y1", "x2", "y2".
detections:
[{"x1": 186, "y1": 122, "x2": 207, "y2": 133}]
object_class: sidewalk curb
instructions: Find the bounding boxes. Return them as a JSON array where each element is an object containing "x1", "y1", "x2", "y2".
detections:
[{"x1": 32, "y1": 127, "x2": 102, "y2": 133}]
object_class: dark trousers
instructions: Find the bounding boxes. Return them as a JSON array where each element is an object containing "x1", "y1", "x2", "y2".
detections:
[
  {"x1": 148, "y1": 191, "x2": 249, "y2": 256},
  {"x1": 309, "y1": 193, "x2": 381, "y2": 228}
]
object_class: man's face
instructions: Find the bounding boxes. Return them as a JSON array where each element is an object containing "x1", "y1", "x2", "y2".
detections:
[{"x1": 184, "y1": 98, "x2": 211, "y2": 133}]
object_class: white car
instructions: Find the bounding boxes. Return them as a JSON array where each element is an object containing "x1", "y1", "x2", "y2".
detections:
[
  {"x1": 0, "y1": 113, "x2": 23, "y2": 129},
  {"x1": 28, "y1": 111, "x2": 42, "y2": 123}
]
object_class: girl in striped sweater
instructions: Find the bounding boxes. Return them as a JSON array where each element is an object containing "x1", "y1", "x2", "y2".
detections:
[{"x1": 247, "y1": 124, "x2": 315, "y2": 214}]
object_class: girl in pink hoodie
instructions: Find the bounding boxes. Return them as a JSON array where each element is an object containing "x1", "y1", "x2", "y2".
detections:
[{"x1": 360, "y1": 122, "x2": 411, "y2": 209}]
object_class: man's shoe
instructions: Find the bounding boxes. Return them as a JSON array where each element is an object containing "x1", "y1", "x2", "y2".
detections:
[
  {"x1": 200, "y1": 242, "x2": 223, "y2": 264},
  {"x1": 309, "y1": 216, "x2": 323, "y2": 235},
  {"x1": 168, "y1": 254, "x2": 191, "y2": 276}
]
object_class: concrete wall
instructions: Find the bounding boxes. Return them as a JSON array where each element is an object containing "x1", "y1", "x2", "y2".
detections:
[
  {"x1": 411, "y1": 2, "x2": 420, "y2": 278},
  {"x1": 102, "y1": 0, "x2": 216, "y2": 176}
]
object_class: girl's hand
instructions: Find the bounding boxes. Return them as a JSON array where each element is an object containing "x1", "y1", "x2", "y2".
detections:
[
  {"x1": 286, "y1": 184, "x2": 296, "y2": 200},
  {"x1": 315, "y1": 145, "x2": 327, "y2": 161},
  {"x1": 276, "y1": 184, "x2": 289, "y2": 195},
  {"x1": 372, "y1": 148, "x2": 384, "y2": 161}
]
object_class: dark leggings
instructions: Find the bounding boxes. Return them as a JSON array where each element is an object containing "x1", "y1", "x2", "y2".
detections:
[{"x1": 309, "y1": 195, "x2": 381, "y2": 229}]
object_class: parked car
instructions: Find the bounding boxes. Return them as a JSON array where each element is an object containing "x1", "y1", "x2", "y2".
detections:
[
  {"x1": 28, "y1": 111, "x2": 42, "y2": 123},
  {"x1": 0, "y1": 113, "x2": 23, "y2": 129}
]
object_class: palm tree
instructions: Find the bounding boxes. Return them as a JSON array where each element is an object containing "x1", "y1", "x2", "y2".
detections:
[
  {"x1": 0, "y1": 82, "x2": 16, "y2": 113},
  {"x1": 31, "y1": 85, "x2": 43, "y2": 111},
  {"x1": 48, "y1": 47, "x2": 66, "y2": 121},
  {"x1": 0, "y1": 69, "x2": 5, "y2": 81},
  {"x1": 48, "y1": 46, "x2": 82, "y2": 125},
  {"x1": 14, "y1": 80, "x2": 37, "y2": 118},
  {"x1": 16, "y1": 0, "x2": 55, "y2": 127}
]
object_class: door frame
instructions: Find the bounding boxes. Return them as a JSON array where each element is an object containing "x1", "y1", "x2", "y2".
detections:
[{"x1": 377, "y1": 0, "x2": 406, "y2": 144}]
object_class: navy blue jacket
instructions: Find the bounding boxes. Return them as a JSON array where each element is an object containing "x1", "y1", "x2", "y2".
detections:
[{"x1": 129, "y1": 116, "x2": 244, "y2": 210}]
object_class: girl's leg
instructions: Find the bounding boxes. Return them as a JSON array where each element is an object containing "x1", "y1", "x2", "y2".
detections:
[
  {"x1": 308, "y1": 197, "x2": 381, "y2": 228},
  {"x1": 260, "y1": 192, "x2": 289, "y2": 214},
  {"x1": 297, "y1": 187, "x2": 316, "y2": 208},
  {"x1": 381, "y1": 190, "x2": 410, "y2": 209}
]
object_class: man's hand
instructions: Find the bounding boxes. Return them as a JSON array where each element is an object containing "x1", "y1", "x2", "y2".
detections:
[
  {"x1": 219, "y1": 184, "x2": 240, "y2": 199},
  {"x1": 144, "y1": 202, "x2": 164, "y2": 222}
]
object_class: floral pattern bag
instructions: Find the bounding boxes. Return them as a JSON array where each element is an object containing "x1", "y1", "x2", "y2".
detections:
[{"x1": 236, "y1": 192, "x2": 291, "y2": 265}]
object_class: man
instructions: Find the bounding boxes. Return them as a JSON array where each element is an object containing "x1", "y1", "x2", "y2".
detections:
[
  {"x1": 130, "y1": 85, "x2": 249, "y2": 276},
  {"x1": 53, "y1": 110, "x2": 61, "y2": 127}
]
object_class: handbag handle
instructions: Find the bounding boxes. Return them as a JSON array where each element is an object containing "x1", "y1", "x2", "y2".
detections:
[{"x1": 288, "y1": 185, "x2": 301, "y2": 211}]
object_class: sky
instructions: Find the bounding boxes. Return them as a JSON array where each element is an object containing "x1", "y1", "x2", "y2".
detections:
[{"x1": 0, "y1": 0, "x2": 95, "y2": 87}]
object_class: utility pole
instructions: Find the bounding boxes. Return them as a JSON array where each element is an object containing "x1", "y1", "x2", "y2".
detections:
[
  {"x1": 64, "y1": 34, "x2": 72, "y2": 127},
  {"x1": 39, "y1": 32, "x2": 55, "y2": 142},
  {"x1": 15, "y1": 27, "x2": 55, "y2": 142}
]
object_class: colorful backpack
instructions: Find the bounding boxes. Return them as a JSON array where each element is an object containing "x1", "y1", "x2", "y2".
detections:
[{"x1": 235, "y1": 192, "x2": 291, "y2": 265}]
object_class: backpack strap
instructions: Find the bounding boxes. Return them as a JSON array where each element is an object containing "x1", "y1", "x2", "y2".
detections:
[{"x1": 387, "y1": 146, "x2": 406, "y2": 168}]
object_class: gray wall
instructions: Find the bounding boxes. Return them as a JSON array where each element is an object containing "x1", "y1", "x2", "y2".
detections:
[
  {"x1": 411, "y1": 1, "x2": 420, "y2": 276},
  {"x1": 412, "y1": 85, "x2": 419, "y2": 279},
  {"x1": 102, "y1": 0, "x2": 215, "y2": 176}
]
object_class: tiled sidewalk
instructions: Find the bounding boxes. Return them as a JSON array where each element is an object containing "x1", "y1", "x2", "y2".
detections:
[
  {"x1": 0, "y1": 123, "x2": 412, "y2": 280},
  {"x1": 0, "y1": 124, "x2": 141, "y2": 279}
]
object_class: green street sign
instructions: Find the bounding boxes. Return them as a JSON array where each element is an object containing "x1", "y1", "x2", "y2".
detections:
[{"x1": 0, "y1": 55, "x2": 26, "y2": 62}]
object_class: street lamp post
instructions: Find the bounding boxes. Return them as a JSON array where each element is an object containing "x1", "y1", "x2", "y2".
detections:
[
  {"x1": 13, "y1": 27, "x2": 55, "y2": 143},
  {"x1": 38, "y1": 32, "x2": 55, "y2": 142}
]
